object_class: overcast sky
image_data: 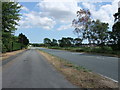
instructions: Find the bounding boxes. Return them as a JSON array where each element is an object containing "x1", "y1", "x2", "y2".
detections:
[{"x1": 15, "y1": 0, "x2": 119, "y2": 43}]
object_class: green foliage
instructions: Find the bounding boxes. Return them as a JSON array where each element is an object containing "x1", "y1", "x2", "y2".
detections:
[
  {"x1": 111, "y1": 7, "x2": 120, "y2": 50},
  {"x1": 58, "y1": 37, "x2": 73, "y2": 47},
  {"x1": 2, "y1": 2, "x2": 21, "y2": 33},
  {"x1": 2, "y1": 2, "x2": 22, "y2": 52},
  {"x1": 12, "y1": 42, "x2": 22, "y2": 51},
  {"x1": 90, "y1": 20, "x2": 109, "y2": 46},
  {"x1": 72, "y1": 9, "x2": 109, "y2": 47},
  {"x1": 2, "y1": 2, "x2": 29, "y2": 53},
  {"x1": 72, "y1": 9, "x2": 91, "y2": 43},
  {"x1": 74, "y1": 38, "x2": 83, "y2": 46},
  {"x1": 18, "y1": 33, "x2": 29, "y2": 48},
  {"x1": 44, "y1": 38, "x2": 52, "y2": 47},
  {"x1": 51, "y1": 39, "x2": 58, "y2": 46}
]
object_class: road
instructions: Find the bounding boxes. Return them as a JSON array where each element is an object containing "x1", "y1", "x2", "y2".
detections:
[
  {"x1": 2, "y1": 49, "x2": 77, "y2": 88},
  {"x1": 39, "y1": 48, "x2": 118, "y2": 81}
]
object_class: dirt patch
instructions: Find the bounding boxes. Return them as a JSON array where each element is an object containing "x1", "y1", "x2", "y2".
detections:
[
  {"x1": 0, "y1": 49, "x2": 26, "y2": 60},
  {"x1": 38, "y1": 50, "x2": 118, "y2": 88}
]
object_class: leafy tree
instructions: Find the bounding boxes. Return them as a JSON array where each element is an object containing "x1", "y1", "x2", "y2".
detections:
[
  {"x1": 2, "y1": 2, "x2": 21, "y2": 52},
  {"x1": 74, "y1": 38, "x2": 83, "y2": 46},
  {"x1": 72, "y1": 9, "x2": 91, "y2": 44},
  {"x1": 44, "y1": 38, "x2": 51, "y2": 47},
  {"x1": 58, "y1": 37, "x2": 74, "y2": 47},
  {"x1": 110, "y1": 6, "x2": 120, "y2": 50},
  {"x1": 113, "y1": 7, "x2": 120, "y2": 22},
  {"x1": 90, "y1": 20, "x2": 109, "y2": 46},
  {"x1": 18, "y1": 33, "x2": 29, "y2": 49},
  {"x1": 51, "y1": 39, "x2": 58, "y2": 46},
  {"x1": 67, "y1": 37, "x2": 74, "y2": 47}
]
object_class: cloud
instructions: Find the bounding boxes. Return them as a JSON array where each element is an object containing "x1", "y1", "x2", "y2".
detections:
[
  {"x1": 82, "y1": 0, "x2": 119, "y2": 29},
  {"x1": 37, "y1": 0, "x2": 81, "y2": 23},
  {"x1": 19, "y1": 0, "x2": 80, "y2": 30},
  {"x1": 19, "y1": 11, "x2": 56, "y2": 30},
  {"x1": 18, "y1": 0, "x2": 119, "y2": 31},
  {"x1": 21, "y1": 6, "x2": 29, "y2": 11},
  {"x1": 57, "y1": 24, "x2": 72, "y2": 31}
]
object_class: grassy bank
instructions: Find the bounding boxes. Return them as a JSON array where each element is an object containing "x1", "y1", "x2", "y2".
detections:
[
  {"x1": 46, "y1": 46, "x2": 120, "y2": 57},
  {"x1": 38, "y1": 50, "x2": 118, "y2": 88},
  {"x1": 1, "y1": 49, "x2": 26, "y2": 60}
]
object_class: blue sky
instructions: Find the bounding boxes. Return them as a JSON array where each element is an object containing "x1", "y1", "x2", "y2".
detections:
[{"x1": 15, "y1": 0, "x2": 119, "y2": 43}]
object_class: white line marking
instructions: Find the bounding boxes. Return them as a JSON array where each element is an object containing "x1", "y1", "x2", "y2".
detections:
[
  {"x1": 98, "y1": 73, "x2": 118, "y2": 83},
  {"x1": 72, "y1": 53, "x2": 83, "y2": 55}
]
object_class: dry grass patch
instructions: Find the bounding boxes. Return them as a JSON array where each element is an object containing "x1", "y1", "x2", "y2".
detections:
[
  {"x1": 1, "y1": 49, "x2": 26, "y2": 60},
  {"x1": 38, "y1": 50, "x2": 118, "y2": 88}
]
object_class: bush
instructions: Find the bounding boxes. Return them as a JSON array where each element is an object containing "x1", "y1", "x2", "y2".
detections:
[{"x1": 12, "y1": 42, "x2": 22, "y2": 51}]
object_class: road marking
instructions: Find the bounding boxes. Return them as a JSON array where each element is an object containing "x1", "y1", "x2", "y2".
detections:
[
  {"x1": 98, "y1": 73, "x2": 118, "y2": 83},
  {"x1": 72, "y1": 53, "x2": 83, "y2": 55}
]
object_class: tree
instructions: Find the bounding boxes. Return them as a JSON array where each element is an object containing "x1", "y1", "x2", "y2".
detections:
[
  {"x1": 74, "y1": 38, "x2": 83, "y2": 46},
  {"x1": 51, "y1": 39, "x2": 58, "y2": 46},
  {"x1": 72, "y1": 9, "x2": 91, "y2": 44},
  {"x1": 110, "y1": 6, "x2": 120, "y2": 50},
  {"x1": 67, "y1": 37, "x2": 74, "y2": 47},
  {"x1": 58, "y1": 37, "x2": 74, "y2": 47},
  {"x1": 44, "y1": 38, "x2": 51, "y2": 47},
  {"x1": 2, "y1": 2, "x2": 21, "y2": 52},
  {"x1": 90, "y1": 20, "x2": 109, "y2": 46},
  {"x1": 113, "y1": 6, "x2": 120, "y2": 22},
  {"x1": 18, "y1": 33, "x2": 29, "y2": 49}
]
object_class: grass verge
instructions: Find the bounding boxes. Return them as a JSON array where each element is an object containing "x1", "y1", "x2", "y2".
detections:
[
  {"x1": 38, "y1": 50, "x2": 118, "y2": 88},
  {"x1": 1, "y1": 49, "x2": 26, "y2": 60}
]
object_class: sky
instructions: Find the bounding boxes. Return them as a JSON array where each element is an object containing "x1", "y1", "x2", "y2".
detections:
[{"x1": 15, "y1": 0, "x2": 119, "y2": 43}]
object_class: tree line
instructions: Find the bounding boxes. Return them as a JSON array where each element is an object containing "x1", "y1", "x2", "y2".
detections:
[
  {"x1": 2, "y1": 2, "x2": 29, "y2": 53},
  {"x1": 43, "y1": 37, "x2": 83, "y2": 47}
]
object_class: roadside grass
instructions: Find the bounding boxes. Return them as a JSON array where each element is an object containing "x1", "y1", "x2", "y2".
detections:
[
  {"x1": 38, "y1": 50, "x2": 118, "y2": 88},
  {"x1": 47, "y1": 46, "x2": 120, "y2": 57},
  {"x1": 1, "y1": 49, "x2": 26, "y2": 60}
]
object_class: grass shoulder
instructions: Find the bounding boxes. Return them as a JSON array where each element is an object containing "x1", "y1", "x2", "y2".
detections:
[
  {"x1": 37, "y1": 50, "x2": 118, "y2": 88},
  {"x1": 1, "y1": 49, "x2": 26, "y2": 60}
]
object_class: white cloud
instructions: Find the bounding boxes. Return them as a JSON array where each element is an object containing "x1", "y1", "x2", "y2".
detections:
[
  {"x1": 82, "y1": 0, "x2": 119, "y2": 29},
  {"x1": 57, "y1": 24, "x2": 72, "y2": 31},
  {"x1": 37, "y1": 0, "x2": 81, "y2": 23},
  {"x1": 19, "y1": 11, "x2": 56, "y2": 30},
  {"x1": 18, "y1": 0, "x2": 80, "y2": 30},
  {"x1": 21, "y1": 6, "x2": 29, "y2": 11},
  {"x1": 18, "y1": 0, "x2": 119, "y2": 31}
]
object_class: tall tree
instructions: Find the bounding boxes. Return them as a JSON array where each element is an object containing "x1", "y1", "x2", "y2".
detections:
[
  {"x1": 18, "y1": 33, "x2": 29, "y2": 48},
  {"x1": 72, "y1": 9, "x2": 91, "y2": 44},
  {"x1": 90, "y1": 20, "x2": 109, "y2": 45},
  {"x1": 111, "y1": 5, "x2": 120, "y2": 50},
  {"x1": 2, "y1": 2, "x2": 21, "y2": 51}
]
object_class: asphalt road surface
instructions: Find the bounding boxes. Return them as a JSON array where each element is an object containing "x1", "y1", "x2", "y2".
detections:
[
  {"x1": 39, "y1": 48, "x2": 119, "y2": 81},
  {"x1": 2, "y1": 49, "x2": 77, "y2": 88}
]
